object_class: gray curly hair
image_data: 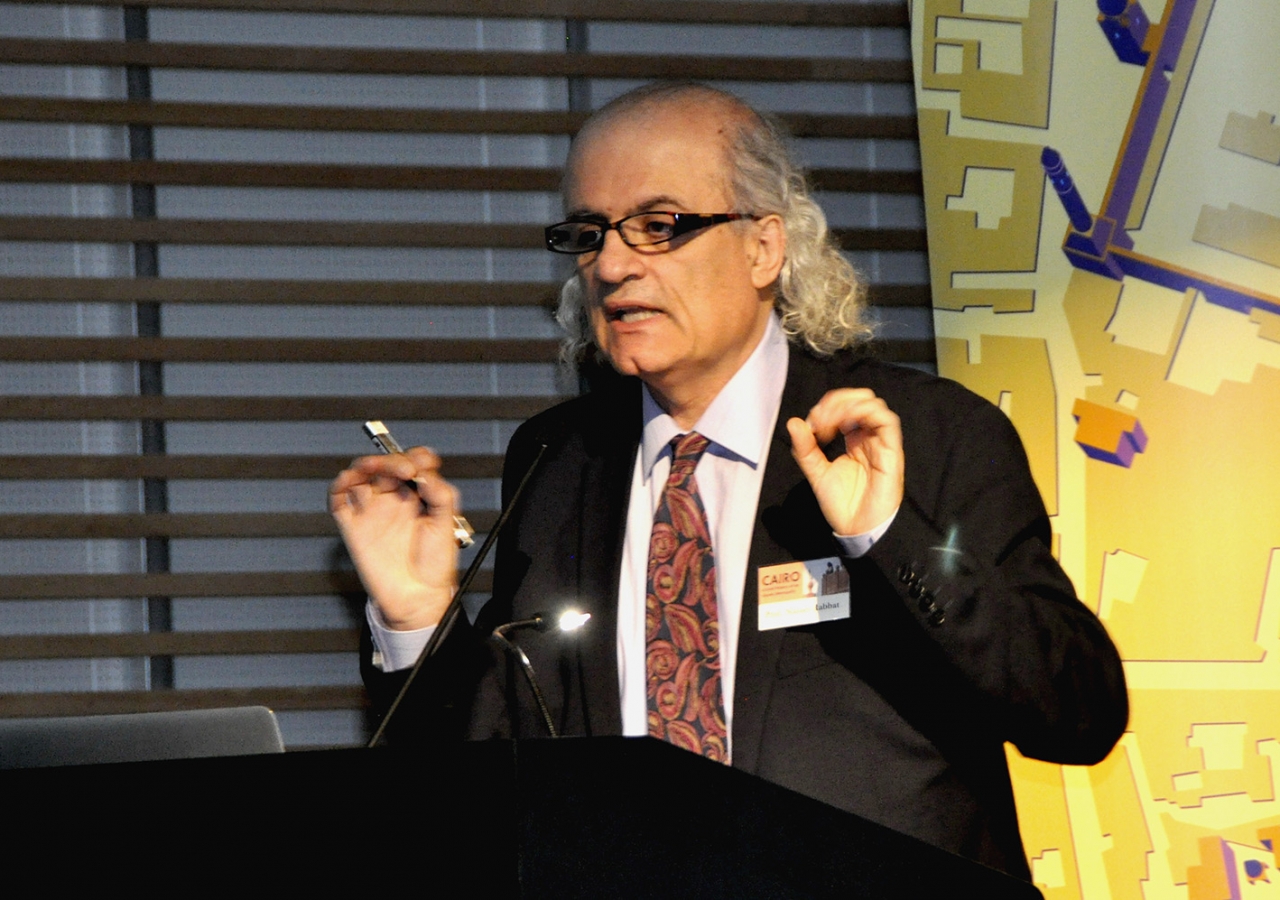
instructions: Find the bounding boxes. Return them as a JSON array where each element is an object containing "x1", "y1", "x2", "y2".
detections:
[{"x1": 554, "y1": 82, "x2": 872, "y2": 361}]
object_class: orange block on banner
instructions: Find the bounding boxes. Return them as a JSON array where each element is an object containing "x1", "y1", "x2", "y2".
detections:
[{"x1": 1072, "y1": 399, "x2": 1148, "y2": 467}]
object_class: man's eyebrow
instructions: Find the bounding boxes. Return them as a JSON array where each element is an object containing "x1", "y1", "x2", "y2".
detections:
[
  {"x1": 634, "y1": 195, "x2": 685, "y2": 212},
  {"x1": 562, "y1": 195, "x2": 689, "y2": 220}
]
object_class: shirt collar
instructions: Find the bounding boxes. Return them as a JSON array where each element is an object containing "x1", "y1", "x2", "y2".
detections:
[{"x1": 640, "y1": 313, "x2": 789, "y2": 477}]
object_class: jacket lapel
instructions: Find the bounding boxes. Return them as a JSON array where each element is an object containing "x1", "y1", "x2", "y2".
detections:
[
  {"x1": 732, "y1": 347, "x2": 845, "y2": 772},
  {"x1": 570, "y1": 384, "x2": 642, "y2": 736}
]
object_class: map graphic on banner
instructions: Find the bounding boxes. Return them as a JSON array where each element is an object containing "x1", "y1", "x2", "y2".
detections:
[{"x1": 909, "y1": 1, "x2": 1280, "y2": 897}]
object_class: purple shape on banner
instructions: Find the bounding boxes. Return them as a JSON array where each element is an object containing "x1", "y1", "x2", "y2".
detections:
[
  {"x1": 1080, "y1": 421, "x2": 1146, "y2": 467},
  {"x1": 1102, "y1": 0, "x2": 1194, "y2": 229},
  {"x1": 1063, "y1": 214, "x2": 1133, "y2": 280},
  {"x1": 1043, "y1": 147, "x2": 1095, "y2": 233},
  {"x1": 1111, "y1": 249, "x2": 1280, "y2": 317},
  {"x1": 1057, "y1": 0, "x2": 1280, "y2": 321},
  {"x1": 1098, "y1": 0, "x2": 1151, "y2": 66}
]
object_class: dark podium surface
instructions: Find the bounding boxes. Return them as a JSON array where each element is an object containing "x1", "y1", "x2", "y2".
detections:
[{"x1": 4, "y1": 736, "x2": 1042, "y2": 898}]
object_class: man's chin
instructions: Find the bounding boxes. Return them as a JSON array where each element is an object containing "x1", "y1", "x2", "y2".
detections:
[
  {"x1": 593, "y1": 333, "x2": 679, "y2": 387},
  {"x1": 594, "y1": 340, "x2": 641, "y2": 378},
  {"x1": 601, "y1": 353, "x2": 642, "y2": 379}
]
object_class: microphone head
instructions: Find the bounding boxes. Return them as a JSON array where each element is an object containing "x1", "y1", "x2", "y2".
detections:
[
  {"x1": 494, "y1": 609, "x2": 590, "y2": 637},
  {"x1": 556, "y1": 610, "x2": 591, "y2": 634}
]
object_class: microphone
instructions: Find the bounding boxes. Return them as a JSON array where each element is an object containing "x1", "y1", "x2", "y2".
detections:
[
  {"x1": 366, "y1": 437, "x2": 552, "y2": 749},
  {"x1": 488, "y1": 610, "x2": 591, "y2": 738}
]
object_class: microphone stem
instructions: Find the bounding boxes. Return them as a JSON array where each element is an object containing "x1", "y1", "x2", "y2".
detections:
[
  {"x1": 367, "y1": 440, "x2": 550, "y2": 749},
  {"x1": 488, "y1": 631, "x2": 558, "y2": 738}
]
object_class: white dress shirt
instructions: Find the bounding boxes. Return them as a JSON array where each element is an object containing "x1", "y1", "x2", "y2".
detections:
[{"x1": 616, "y1": 313, "x2": 790, "y2": 743}]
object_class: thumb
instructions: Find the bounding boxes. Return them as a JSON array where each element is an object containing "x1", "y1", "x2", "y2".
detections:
[{"x1": 786, "y1": 417, "x2": 829, "y2": 486}]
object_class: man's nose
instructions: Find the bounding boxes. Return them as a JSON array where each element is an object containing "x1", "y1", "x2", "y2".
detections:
[{"x1": 590, "y1": 228, "x2": 643, "y2": 283}]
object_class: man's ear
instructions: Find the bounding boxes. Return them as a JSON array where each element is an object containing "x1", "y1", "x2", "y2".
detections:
[{"x1": 749, "y1": 214, "x2": 786, "y2": 290}]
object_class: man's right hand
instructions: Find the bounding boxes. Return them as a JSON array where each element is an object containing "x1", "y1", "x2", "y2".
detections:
[{"x1": 329, "y1": 446, "x2": 460, "y2": 632}]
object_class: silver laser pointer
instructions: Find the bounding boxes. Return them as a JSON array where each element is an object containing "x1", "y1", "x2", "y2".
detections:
[{"x1": 362, "y1": 420, "x2": 475, "y2": 549}]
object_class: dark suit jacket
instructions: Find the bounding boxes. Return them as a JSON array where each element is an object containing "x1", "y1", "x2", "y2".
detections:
[{"x1": 364, "y1": 344, "x2": 1128, "y2": 879}]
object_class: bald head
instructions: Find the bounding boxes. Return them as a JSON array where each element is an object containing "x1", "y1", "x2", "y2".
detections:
[{"x1": 563, "y1": 84, "x2": 757, "y2": 208}]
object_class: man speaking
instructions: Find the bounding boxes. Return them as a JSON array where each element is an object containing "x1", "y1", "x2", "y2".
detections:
[{"x1": 330, "y1": 82, "x2": 1127, "y2": 879}]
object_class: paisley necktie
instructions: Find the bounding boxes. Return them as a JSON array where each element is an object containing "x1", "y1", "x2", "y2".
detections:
[{"x1": 645, "y1": 432, "x2": 727, "y2": 762}]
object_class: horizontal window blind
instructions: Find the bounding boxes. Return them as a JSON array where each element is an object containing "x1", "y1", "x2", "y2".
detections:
[{"x1": 0, "y1": 0, "x2": 930, "y2": 747}]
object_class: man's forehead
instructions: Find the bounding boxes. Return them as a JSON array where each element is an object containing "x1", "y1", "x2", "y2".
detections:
[
  {"x1": 562, "y1": 101, "x2": 739, "y2": 212},
  {"x1": 574, "y1": 97, "x2": 739, "y2": 157}
]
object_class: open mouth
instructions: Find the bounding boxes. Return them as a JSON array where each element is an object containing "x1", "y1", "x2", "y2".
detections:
[{"x1": 607, "y1": 305, "x2": 661, "y2": 324}]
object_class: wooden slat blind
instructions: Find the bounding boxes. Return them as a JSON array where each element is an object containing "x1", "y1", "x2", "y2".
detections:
[
  {"x1": 0, "y1": 277, "x2": 561, "y2": 304},
  {"x1": 0, "y1": 396, "x2": 559, "y2": 420},
  {"x1": 0, "y1": 572, "x2": 494, "y2": 599},
  {"x1": 0, "y1": 37, "x2": 914, "y2": 82},
  {"x1": 0, "y1": 0, "x2": 930, "y2": 747},
  {"x1": 4, "y1": 0, "x2": 911, "y2": 26},
  {"x1": 0, "y1": 337, "x2": 564, "y2": 362},
  {"x1": 0, "y1": 509, "x2": 502, "y2": 538},
  {"x1": 0, "y1": 276, "x2": 927, "y2": 306},
  {"x1": 0, "y1": 216, "x2": 923, "y2": 248},
  {"x1": 2, "y1": 159, "x2": 922, "y2": 193},
  {"x1": 0, "y1": 687, "x2": 365, "y2": 718},
  {"x1": 0, "y1": 453, "x2": 505, "y2": 478},
  {"x1": 0, "y1": 96, "x2": 920, "y2": 138}
]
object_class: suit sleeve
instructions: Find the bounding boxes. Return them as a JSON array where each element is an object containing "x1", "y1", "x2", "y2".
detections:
[{"x1": 861, "y1": 388, "x2": 1128, "y2": 765}]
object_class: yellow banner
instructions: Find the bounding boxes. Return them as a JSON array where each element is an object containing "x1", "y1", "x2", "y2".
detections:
[{"x1": 911, "y1": 1, "x2": 1280, "y2": 896}]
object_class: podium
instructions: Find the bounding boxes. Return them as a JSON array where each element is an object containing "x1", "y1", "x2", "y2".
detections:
[{"x1": 3, "y1": 736, "x2": 1042, "y2": 897}]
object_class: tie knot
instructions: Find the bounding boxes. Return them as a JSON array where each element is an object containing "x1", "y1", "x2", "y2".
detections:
[{"x1": 671, "y1": 431, "x2": 710, "y2": 463}]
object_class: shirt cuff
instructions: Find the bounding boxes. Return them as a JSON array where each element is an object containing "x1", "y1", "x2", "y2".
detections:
[
  {"x1": 366, "y1": 601, "x2": 435, "y2": 672},
  {"x1": 834, "y1": 507, "x2": 899, "y2": 558}
]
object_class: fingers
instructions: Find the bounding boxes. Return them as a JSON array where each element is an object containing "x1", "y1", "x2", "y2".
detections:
[
  {"x1": 786, "y1": 416, "x2": 828, "y2": 484},
  {"x1": 328, "y1": 446, "x2": 456, "y2": 516},
  {"x1": 397, "y1": 447, "x2": 459, "y2": 517},
  {"x1": 787, "y1": 389, "x2": 906, "y2": 536},
  {"x1": 803, "y1": 388, "x2": 902, "y2": 450},
  {"x1": 354, "y1": 445, "x2": 442, "y2": 483}
]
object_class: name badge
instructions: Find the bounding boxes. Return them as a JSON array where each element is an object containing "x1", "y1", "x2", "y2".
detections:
[{"x1": 757, "y1": 557, "x2": 851, "y2": 630}]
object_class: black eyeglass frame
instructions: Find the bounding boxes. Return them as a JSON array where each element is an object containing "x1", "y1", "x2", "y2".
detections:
[{"x1": 543, "y1": 212, "x2": 756, "y2": 254}]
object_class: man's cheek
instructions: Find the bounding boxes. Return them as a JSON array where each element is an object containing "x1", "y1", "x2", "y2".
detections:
[{"x1": 589, "y1": 308, "x2": 610, "y2": 345}]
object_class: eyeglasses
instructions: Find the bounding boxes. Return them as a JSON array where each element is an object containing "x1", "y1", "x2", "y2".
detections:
[{"x1": 544, "y1": 212, "x2": 754, "y2": 254}]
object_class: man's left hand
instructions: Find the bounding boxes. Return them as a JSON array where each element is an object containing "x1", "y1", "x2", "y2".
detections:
[{"x1": 787, "y1": 388, "x2": 904, "y2": 536}]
